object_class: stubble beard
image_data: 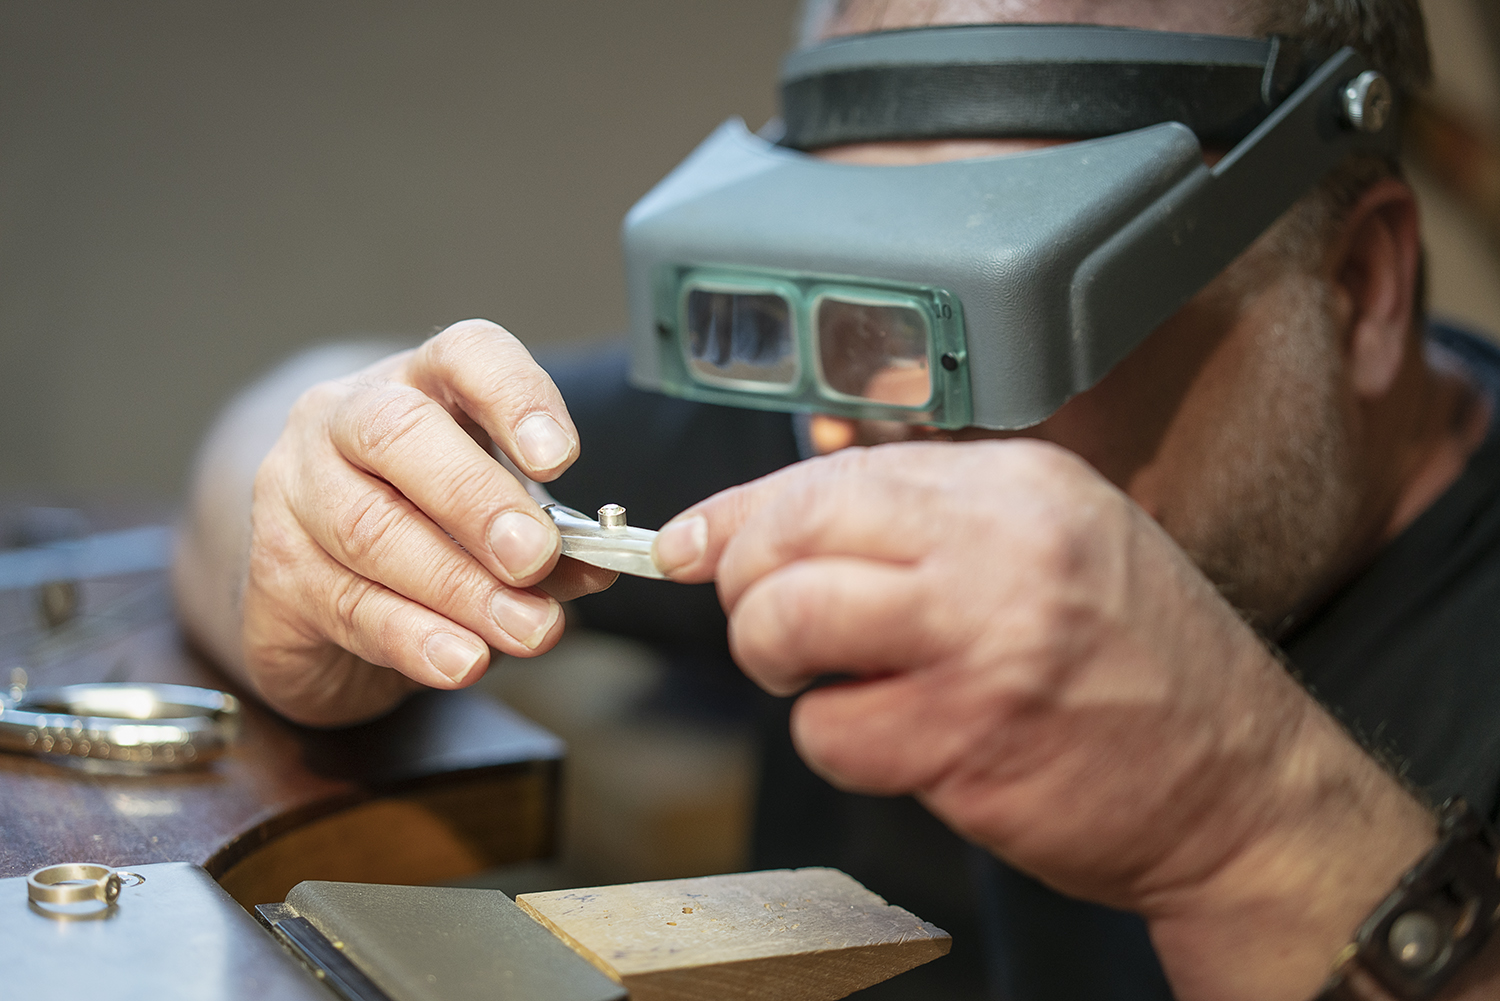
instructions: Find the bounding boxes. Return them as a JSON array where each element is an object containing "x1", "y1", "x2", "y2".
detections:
[{"x1": 1162, "y1": 272, "x2": 1364, "y2": 632}]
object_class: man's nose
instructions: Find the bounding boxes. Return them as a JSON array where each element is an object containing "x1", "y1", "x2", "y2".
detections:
[
  {"x1": 810, "y1": 415, "x2": 859, "y2": 454},
  {"x1": 810, "y1": 414, "x2": 956, "y2": 452}
]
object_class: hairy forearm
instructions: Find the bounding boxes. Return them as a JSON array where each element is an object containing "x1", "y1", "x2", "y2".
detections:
[
  {"x1": 1153, "y1": 715, "x2": 1431, "y2": 998},
  {"x1": 1144, "y1": 681, "x2": 1500, "y2": 1001},
  {"x1": 172, "y1": 341, "x2": 406, "y2": 684}
]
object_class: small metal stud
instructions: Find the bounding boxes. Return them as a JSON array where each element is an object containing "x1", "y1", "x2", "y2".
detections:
[
  {"x1": 1389, "y1": 910, "x2": 1443, "y2": 969},
  {"x1": 598, "y1": 504, "x2": 627, "y2": 529},
  {"x1": 1343, "y1": 70, "x2": 1393, "y2": 134}
]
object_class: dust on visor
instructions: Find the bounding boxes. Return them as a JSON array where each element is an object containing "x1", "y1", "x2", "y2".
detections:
[{"x1": 622, "y1": 24, "x2": 1399, "y2": 430}]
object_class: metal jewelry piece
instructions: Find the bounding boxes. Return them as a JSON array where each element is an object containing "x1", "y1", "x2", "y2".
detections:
[
  {"x1": 543, "y1": 503, "x2": 668, "y2": 580},
  {"x1": 1342, "y1": 70, "x2": 1393, "y2": 134},
  {"x1": 27, "y1": 863, "x2": 123, "y2": 906},
  {"x1": 0, "y1": 682, "x2": 240, "y2": 771}
]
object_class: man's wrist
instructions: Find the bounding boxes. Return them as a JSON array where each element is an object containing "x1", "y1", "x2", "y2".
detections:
[
  {"x1": 1146, "y1": 693, "x2": 1437, "y2": 1001},
  {"x1": 1314, "y1": 798, "x2": 1500, "y2": 1001},
  {"x1": 1318, "y1": 911, "x2": 1500, "y2": 1001}
]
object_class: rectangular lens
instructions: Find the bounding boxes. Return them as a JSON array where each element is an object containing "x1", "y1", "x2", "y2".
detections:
[
  {"x1": 684, "y1": 288, "x2": 797, "y2": 389},
  {"x1": 815, "y1": 297, "x2": 932, "y2": 407}
]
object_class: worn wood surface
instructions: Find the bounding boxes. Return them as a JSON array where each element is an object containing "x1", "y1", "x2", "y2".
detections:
[
  {"x1": 0, "y1": 508, "x2": 564, "y2": 905},
  {"x1": 518, "y1": 867, "x2": 951, "y2": 1001}
]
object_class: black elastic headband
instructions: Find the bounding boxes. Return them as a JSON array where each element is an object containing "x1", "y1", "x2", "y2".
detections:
[{"x1": 780, "y1": 24, "x2": 1318, "y2": 150}]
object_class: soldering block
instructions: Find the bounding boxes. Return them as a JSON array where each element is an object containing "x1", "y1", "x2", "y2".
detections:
[{"x1": 517, "y1": 867, "x2": 951, "y2": 1001}]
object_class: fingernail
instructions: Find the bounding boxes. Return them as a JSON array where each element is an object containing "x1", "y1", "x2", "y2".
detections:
[
  {"x1": 516, "y1": 413, "x2": 575, "y2": 472},
  {"x1": 491, "y1": 588, "x2": 560, "y2": 650},
  {"x1": 490, "y1": 510, "x2": 555, "y2": 579},
  {"x1": 653, "y1": 515, "x2": 707, "y2": 575},
  {"x1": 425, "y1": 632, "x2": 486, "y2": 682}
]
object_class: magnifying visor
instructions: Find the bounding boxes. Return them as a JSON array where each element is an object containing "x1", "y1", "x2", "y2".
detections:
[
  {"x1": 623, "y1": 24, "x2": 1399, "y2": 430},
  {"x1": 674, "y1": 270, "x2": 966, "y2": 421}
]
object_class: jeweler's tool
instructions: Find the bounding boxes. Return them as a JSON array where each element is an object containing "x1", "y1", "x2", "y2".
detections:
[{"x1": 542, "y1": 503, "x2": 668, "y2": 581}]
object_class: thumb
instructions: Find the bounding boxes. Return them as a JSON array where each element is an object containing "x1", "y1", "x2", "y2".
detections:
[{"x1": 652, "y1": 462, "x2": 807, "y2": 583}]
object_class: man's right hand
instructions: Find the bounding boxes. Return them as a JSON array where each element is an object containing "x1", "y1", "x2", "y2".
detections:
[{"x1": 241, "y1": 318, "x2": 615, "y2": 726}]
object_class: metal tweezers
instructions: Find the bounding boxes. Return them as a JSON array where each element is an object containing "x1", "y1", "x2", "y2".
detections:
[{"x1": 541, "y1": 501, "x2": 667, "y2": 580}]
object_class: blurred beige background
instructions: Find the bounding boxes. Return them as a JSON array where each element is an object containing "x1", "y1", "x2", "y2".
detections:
[
  {"x1": 1, "y1": 0, "x2": 1499, "y2": 497},
  {"x1": 1416, "y1": 0, "x2": 1500, "y2": 336},
  {"x1": 0, "y1": 0, "x2": 801, "y2": 494}
]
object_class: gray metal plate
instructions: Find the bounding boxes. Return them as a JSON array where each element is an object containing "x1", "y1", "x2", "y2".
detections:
[
  {"x1": 286, "y1": 881, "x2": 626, "y2": 1001},
  {"x1": 4, "y1": 861, "x2": 333, "y2": 1000}
]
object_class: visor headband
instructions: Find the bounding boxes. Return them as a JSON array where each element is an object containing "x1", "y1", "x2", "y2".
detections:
[{"x1": 780, "y1": 24, "x2": 1316, "y2": 150}]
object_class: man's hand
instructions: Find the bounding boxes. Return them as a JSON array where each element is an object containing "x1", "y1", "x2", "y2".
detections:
[
  {"x1": 653, "y1": 439, "x2": 1437, "y2": 1001},
  {"x1": 240, "y1": 319, "x2": 614, "y2": 726}
]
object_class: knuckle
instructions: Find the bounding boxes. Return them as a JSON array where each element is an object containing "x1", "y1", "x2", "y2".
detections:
[
  {"x1": 788, "y1": 706, "x2": 842, "y2": 771},
  {"x1": 285, "y1": 379, "x2": 350, "y2": 437},
  {"x1": 247, "y1": 481, "x2": 315, "y2": 594},
  {"x1": 425, "y1": 319, "x2": 510, "y2": 369},
  {"x1": 437, "y1": 459, "x2": 507, "y2": 524},
  {"x1": 349, "y1": 385, "x2": 438, "y2": 463},
  {"x1": 324, "y1": 575, "x2": 407, "y2": 671},
  {"x1": 251, "y1": 445, "x2": 290, "y2": 506},
  {"x1": 987, "y1": 584, "x2": 1103, "y2": 707},
  {"x1": 338, "y1": 487, "x2": 410, "y2": 565},
  {"x1": 248, "y1": 499, "x2": 298, "y2": 568},
  {"x1": 727, "y1": 611, "x2": 777, "y2": 681},
  {"x1": 1027, "y1": 590, "x2": 1097, "y2": 656},
  {"x1": 246, "y1": 516, "x2": 305, "y2": 605},
  {"x1": 1027, "y1": 512, "x2": 1086, "y2": 579},
  {"x1": 996, "y1": 436, "x2": 1083, "y2": 477},
  {"x1": 424, "y1": 556, "x2": 481, "y2": 613},
  {"x1": 729, "y1": 581, "x2": 805, "y2": 677},
  {"x1": 294, "y1": 377, "x2": 347, "y2": 415},
  {"x1": 370, "y1": 610, "x2": 412, "y2": 669},
  {"x1": 767, "y1": 577, "x2": 821, "y2": 651},
  {"x1": 424, "y1": 322, "x2": 555, "y2": 420},
  {"x1": 329, "y1": 572, "x2": 383, "y2": 631},
  {"x1": 760, "y1": 475, "x2": 848, "y2": 554}
]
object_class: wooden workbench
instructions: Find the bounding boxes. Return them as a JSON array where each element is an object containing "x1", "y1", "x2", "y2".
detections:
[{"x1": 0, "y1": 508, "x2": 564, "y2": 907}]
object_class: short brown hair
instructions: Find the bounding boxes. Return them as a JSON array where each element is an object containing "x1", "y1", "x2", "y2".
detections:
[
  {"x1": 1248, "y1": 2, "x2": 1429, "y2": 282},
  {"x1": 796, "y1": 1, "x2": 1432, "y2": 282},
  {"x1": 1254, "y1": 0, "x2": 1430, "y2": 102}
]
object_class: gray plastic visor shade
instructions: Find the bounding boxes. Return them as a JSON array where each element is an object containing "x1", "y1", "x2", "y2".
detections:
[{"x1": 624, "y1": 44, "x2": 1393, "y2": 430}]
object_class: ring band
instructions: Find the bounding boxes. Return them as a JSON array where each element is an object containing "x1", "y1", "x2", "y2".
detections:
[
  {"x1": 0, "y1": 683, "x2": 240, "y2": 771},
  {"x1": 27, "y1": 862, "x2": 122, "y2": 906}
]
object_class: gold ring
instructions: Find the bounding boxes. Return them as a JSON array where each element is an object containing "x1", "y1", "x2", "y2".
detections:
[{"x1": 26, "y1": 862, "x2": 122, "y2": 906}]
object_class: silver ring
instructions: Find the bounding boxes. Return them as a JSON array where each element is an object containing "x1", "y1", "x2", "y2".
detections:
[
  {"x1": 27, "y1": 862, "x2": 122, "y2": 906},
  {"x1": 0, "y1": 683, "x2": 240, "y2": 771}
]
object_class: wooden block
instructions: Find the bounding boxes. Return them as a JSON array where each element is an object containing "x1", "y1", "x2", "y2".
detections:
[{"x1": 517, "y1": 867, "x2": 950, "y2": 1001}]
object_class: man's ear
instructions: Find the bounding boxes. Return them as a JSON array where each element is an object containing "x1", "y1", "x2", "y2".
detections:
[{"x1": 1328, "y1": 177, "x2": 1423, "y2": 399}]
